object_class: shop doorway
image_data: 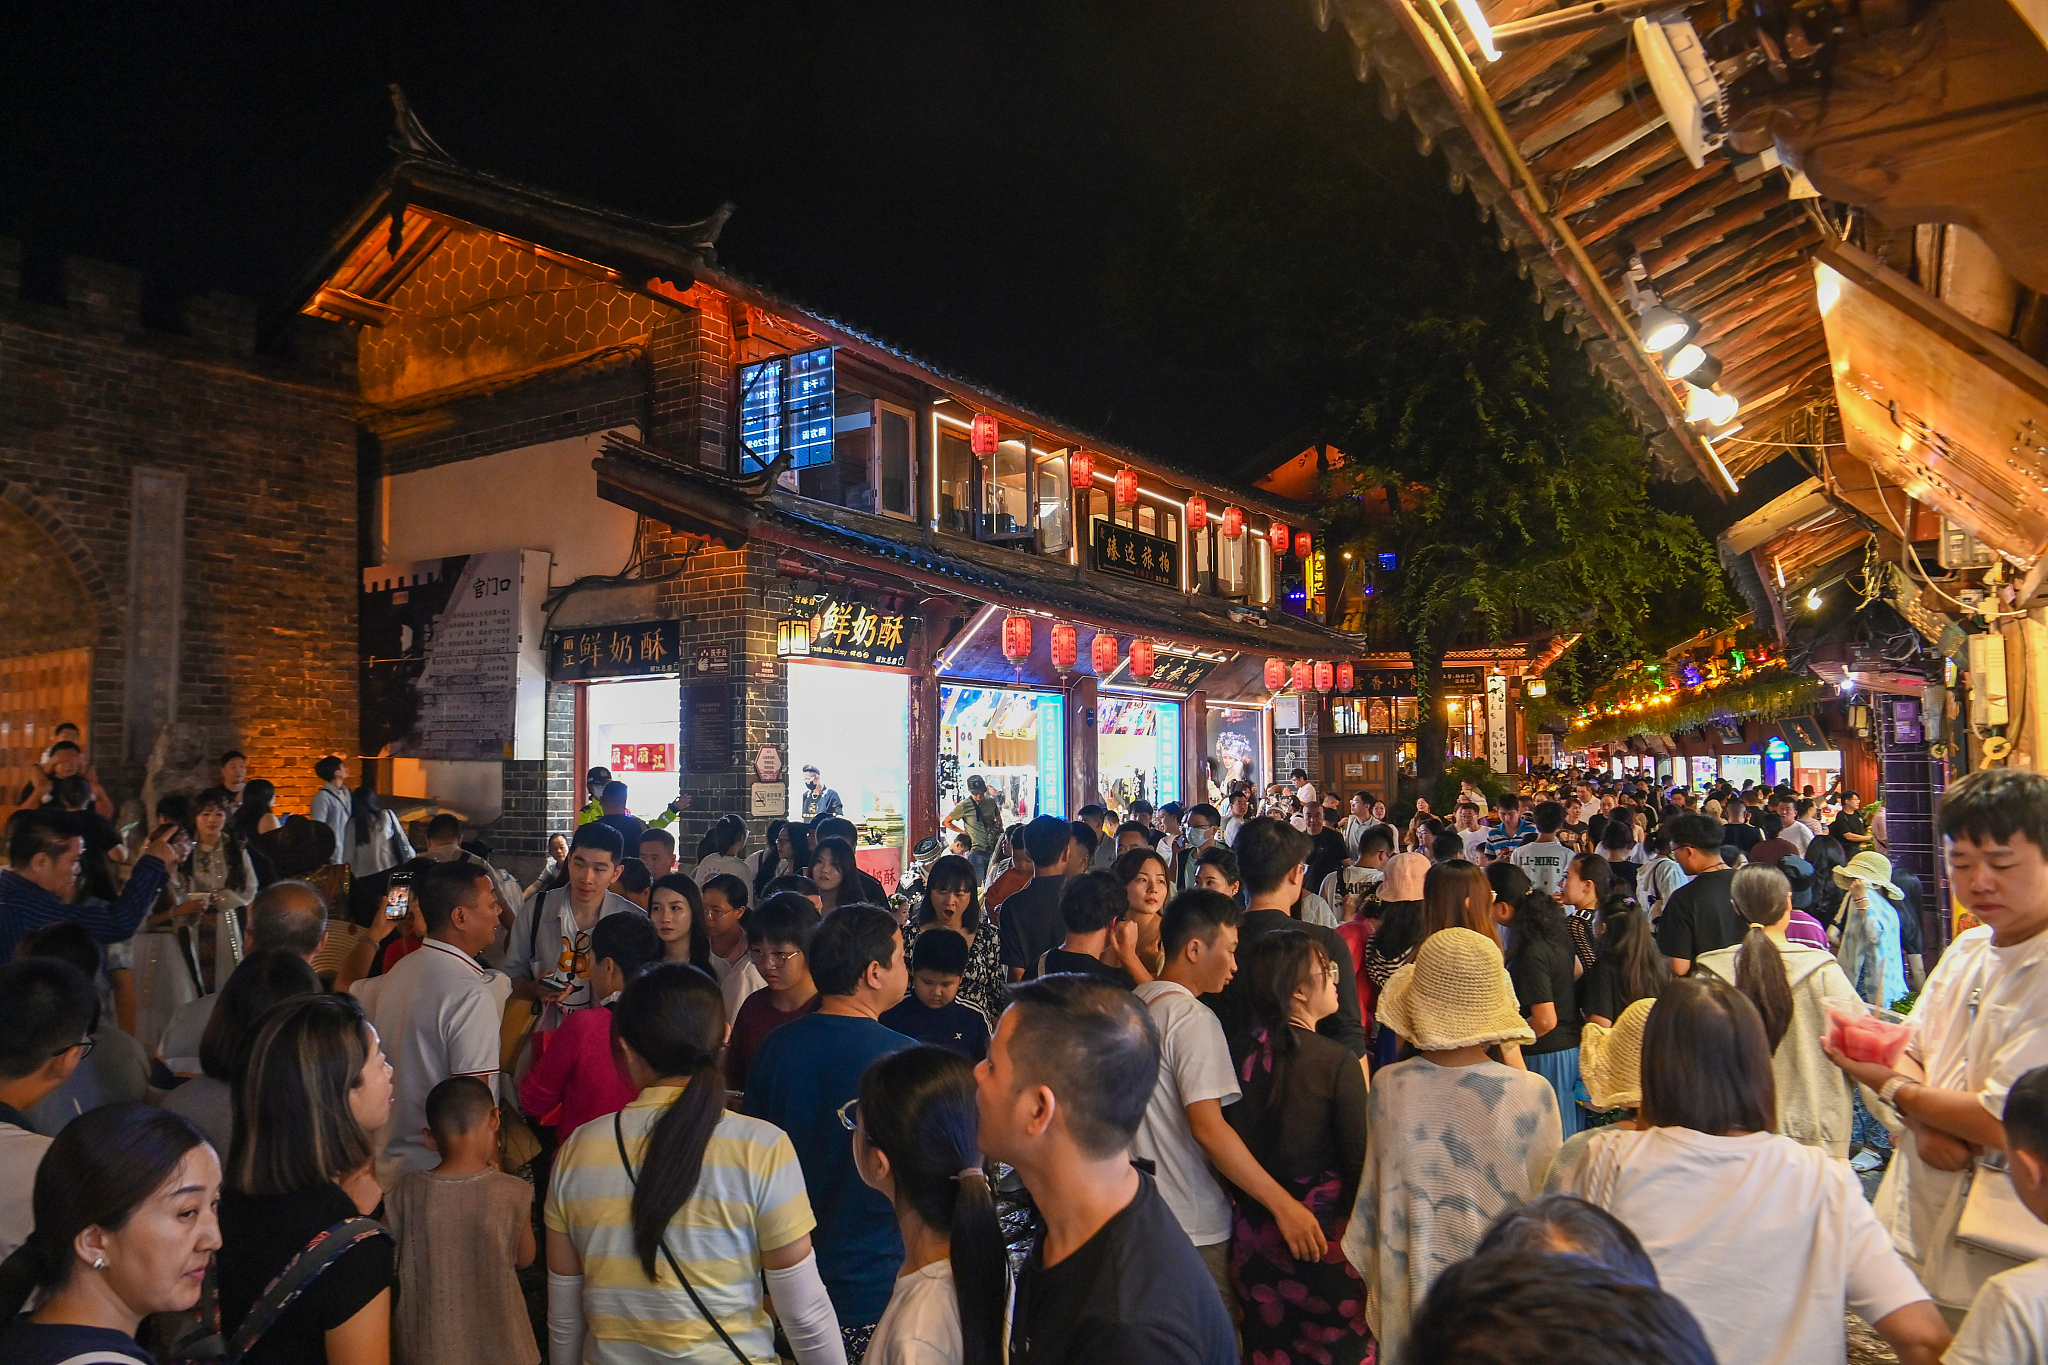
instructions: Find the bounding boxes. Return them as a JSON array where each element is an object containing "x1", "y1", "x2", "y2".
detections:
[
  {"x1": 787, "y1": 661, "x2": 910, "y2": 889},
  {"x1": 1322, "y1": 740, "x2": 1397, "y2": 808},
  {"x1": 939, "y1": 685, "x2": 1064, "y2": 827},
  {"x1": 582, "y1": 677, "x2": 680, "y2": 820}
]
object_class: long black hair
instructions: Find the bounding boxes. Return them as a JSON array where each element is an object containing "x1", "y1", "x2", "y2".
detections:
[
  {"x1": 812, "y1": 836, "x2": 860, "y2": 909},
  {"x1": 0, "y1": 1105, "x2": 210, "y2": 1318},
  {"x1": 648, "y1": 873, "x2": 714, "y2": 971},
  {"x1": 185, "y1": 788, "x2": 251, "y2": 894},
  {"x1": 856, "y1": 1047, "x2": 1006, "y2": 1365},
  {"x1": 1486, "y1": 862, "x2": 1569, "y2": 973},
  {"x1": 1805, "y1": 834, "x2": 1848, "y2": 926},
  {"x1": 752, "y1": 818, "x2": 793, "y2": 905},
  {"x1": 695, "y1": 814, "x2": 747, "y2": 863},
  {"x1": 229, "y1": 779, "x2": 277, "y2": 846},
  {"x1": 229, "y1": 993, "x2": 375, "y2": 1196},
  {"x1": 349, "y1": 783, "x2": 386, "y2": 846},
  {"x1": 611, "y1": 963, "x2": 727, "y2": 1281},
  {"x1": 915, "y1": 854, "x2": 984, "y2": 932},
  {"x1": 1727, "y1": 863, "x2": 1796, "y2": 1051},
  {"x1": 199, "y1": 948, "x2": 320, "y2": 1082},
  {"x1": 1241, "y1": 928, "x2": 1331, "y2": 1107}
]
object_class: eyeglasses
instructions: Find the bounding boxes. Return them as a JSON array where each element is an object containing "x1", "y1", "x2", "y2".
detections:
[
  {"x1": 750, "y1": 948, "x2": 803, "y2": 968},
  {"x1": 52, "y1": 1036, "x2": 94, "y2": 1060},
  {"x1": 836, "y1": 1097, "x2": 865, "y2": 1139}
]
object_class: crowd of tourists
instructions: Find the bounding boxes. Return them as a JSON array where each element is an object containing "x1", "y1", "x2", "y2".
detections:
[{"x1": 3, "y1": 734, "x2": 2048, "y2": 1365}]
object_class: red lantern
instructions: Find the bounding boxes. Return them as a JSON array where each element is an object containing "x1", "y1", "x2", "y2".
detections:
[
  {"x1": 1221, "y1": 506, "x2": 1245, "y2": 540},
  {"x1": 1001, "y1": 613, "x2": 1033, "y2": 663},
  {"x1": 1264, "y1": 657, "x2": 1287, "y2": 690},
  {"x1": 1291, "y1": 660, "x2": 1310, "y2": 691},
  {"x1": 1336, "y1": 662, "x2": 1355, "y2": 693},
  {"x1": 971, "y1": 414, "x2": 999, "y2": 457},
  {"x1": 1069, "y1": 450, "x2": 1095, "y2": 489},
  {"x1": 1114, "y1": 468, "x2": 1139, "y2": 507},
  {"x1": 1049, "y1": 623, "x2": 1078, "y2": 674},
  {"x1": 1092, "y1": 633, "x2": 1119, "y2": 675},
  {"x1": 1185, "y1": 495, "x2": 1208, "y2": 532},
  {"x1": 1130, "y1": 640, "x2": 1156, "y2": 679},
  {"x1": 1294, "y1": 531, "x2": 1314, "y2": 560},
  {"x1": 1269, "y1": 522, "x2": 1290, "y2": 555},
  {"x1": 1314, "y1": 660, "x2": 1335, "y2": 693}
]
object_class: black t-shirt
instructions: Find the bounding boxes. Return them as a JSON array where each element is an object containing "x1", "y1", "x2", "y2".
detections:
[
  {"x1": 1508, "y1": 932, "x2": 1582, "y2": 1055},
  {"x1": 594, "y1": 811, "x2": 648, "y2": 850},
  {"x1": 999, "y1": 875, "x2": 1068, "y2": 977},
  {"x1": 1725, "y1": 822, "x2": 1763, "y2": 855},
  {"x1": 1036, "y1": 946, "x2": 1136, "y2": 989},
  {"x1": 1604, "y1": 857, "x2": 1640, "y2": 898},
  {"x1": 1654, "y1": 868, "x2": 1745, "y2": 963},
  {"x1": 1305, "y1": 828, "x2": 1347, "y2": 894},
  {"x1": 218, "y1": 1183, "x2": 394, "y2": 1365},
  {"x1": 0, "y1": 1321, "x2": 155, "y2": 1365},
  {"x1": 1577, "y1": 953, "x2": 1659, "y2": 1025},
  {"x1": 1011, "y1": 1172, "x2": 1236, "y2": 1365},
  {"x1": 1830, "y1": 810, "x2": 1869, "y2": 844}
]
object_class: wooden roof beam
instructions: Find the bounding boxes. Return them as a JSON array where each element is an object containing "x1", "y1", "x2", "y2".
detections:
[
  {"x1": 1644, "y1": 193, "x2": 1785, "y2": 278},
  {"x1": 1655, "y1": 211, "x2": 1816, "y2": 295},
  {"x1": 1711, "y1": 301, "x2": 1820, "y2": 365},
  {"x1": 1665, "y1": 238, "x2": 1822, "y2": 316},
  {"x1": 1620, "y1": 175, "x2": 1766, "y2": 254},
  {"x1": 1557, "y1": 127, "x2": 1683, "y2": 218},
  {"x1": 1570, "y1": 155, "x2": 1716, "y2": 244},
  {"x1": 1482, "y1": 25, "x2": 1608, "y2": 103},
  {"x1": 1686, "y1": 260, "x2": 1814, "y2": 336},
  {"x1": 1506, "y1": 46, "x2": 1639, "y2": 152},
  {"x1": 1737, "y1": 341, "x2": 1832, "y2": 400},
  {"x1": 1529, "y1": 100, "x2": 1664, "y2": 181}
]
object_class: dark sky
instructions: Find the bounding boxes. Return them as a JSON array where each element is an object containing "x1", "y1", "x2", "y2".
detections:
[{"x1": 1, "y1": 1, "x2": 1487, "y2": 475}]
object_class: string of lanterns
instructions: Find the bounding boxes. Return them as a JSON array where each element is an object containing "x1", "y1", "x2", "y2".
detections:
[
  {"x1": 1569, "y1": 641, "x2": 1784, "y2": 727},
  {"x1": 1003, "y1": 613, "x2": 1361, "y2": 695}
]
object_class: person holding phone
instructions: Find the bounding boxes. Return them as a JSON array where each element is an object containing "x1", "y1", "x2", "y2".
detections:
[{"x1": 1, "y1": 809, "x2": 186, "y2": 961}]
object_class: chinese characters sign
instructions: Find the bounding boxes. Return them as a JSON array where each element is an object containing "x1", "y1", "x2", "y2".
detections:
[
  {"x1": 790, "y1": 592, "x2": 910, "y2": 668},
  {"x1": 548, "y1": 620, "x2": 682, "y2": 682},
  {"x1": 1111, "y1": 651, "x2": 1218, "y2": 694},
  {"x1": 1092, "y1": 522, "x2": 1179, "y2": 587},
  {"x1": 610, "y1": 743, "x2": 676, "y2": 773},
  {"x1": 361, "y1": 550, "x2": 532, "y2": 761}
]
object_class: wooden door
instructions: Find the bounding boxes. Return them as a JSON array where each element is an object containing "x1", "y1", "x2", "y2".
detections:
[
  {"x1": 1324, "y1": 740, "x2": 1396, "y2": 804},
  {"x1": 0, "y1": 648, "x2": 92, "y2": 799}
]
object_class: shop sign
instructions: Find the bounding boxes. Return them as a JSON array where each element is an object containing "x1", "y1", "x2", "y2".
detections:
[
  {"x1": 549, "y1": 620, "x2": 682, "y2": 682},
  {"x1": 686, "y1": 681, "x2": 733, "y2": 772},
  {"x1": 610, "y1": 743, "x2": 676, "y2": 773},
  {"x1": 1092, "y1": 522, "x2": 1179, "y2": 587},
  {"x1": 1440, "y1": 667, "x2": 1485, "y2": 690},
  {"x1": 693, "y1": 644, "x2": 731, "y2": 676},
  {"x1": 1342, "y1": 666, "x2": 1485, "y2": 697},
  {"x1": 1114, "y1": 651, "x2": 1218, "y2": 693},
  {"x1": 790, "y1": 591, "x2": 910, "y2": 668}
]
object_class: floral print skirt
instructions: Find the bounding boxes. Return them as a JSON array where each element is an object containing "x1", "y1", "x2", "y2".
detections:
[{"x1": 1231, "y1": 1176, "x2": 1371, "y2": 1365}]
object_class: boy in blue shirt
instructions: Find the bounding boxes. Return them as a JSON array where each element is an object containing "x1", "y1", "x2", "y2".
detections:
[{"x1": 880, "y1": 927, "x2": 991, "y2": 1062}]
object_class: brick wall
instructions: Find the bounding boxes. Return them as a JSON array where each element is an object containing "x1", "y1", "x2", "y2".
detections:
[{"x1": 0, "y1": 245, "x2": 360, "y2": 816}]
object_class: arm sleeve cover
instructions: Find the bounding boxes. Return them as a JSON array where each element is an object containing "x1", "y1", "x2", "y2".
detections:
[{"x1": 764, "y1": 1252, "x2": 846, "y2": 1365}]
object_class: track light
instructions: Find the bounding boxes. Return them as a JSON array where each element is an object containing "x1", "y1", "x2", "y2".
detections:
[
  {"x1": 1806, "y1": 589, "x2": 1823, "y2": 610},
  {"x1": 1663, "y1": 344, "x2": 1722, "y2": 388},
  {"x1": 1685, "y1": 384, "x2": 1738, "y2": 427},
  {"x1": 1638, "y1": 305, "x2": 1695, "y2": 353}
]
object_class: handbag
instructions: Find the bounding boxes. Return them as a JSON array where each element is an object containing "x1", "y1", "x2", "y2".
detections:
[
  {"x1": 1957, "y1": 1157, "x2": 2048, "y2": 1261},
  {"x1": 160, "y1": 1216, "x2": 391, "y2": 1363},
  {"x1": 611, "y1": 1111, "x2": 757, "y2": 1365}
]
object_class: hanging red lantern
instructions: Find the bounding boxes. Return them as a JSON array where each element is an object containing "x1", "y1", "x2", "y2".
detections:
[
  {"x1": 1049, "y1": 623, "x2": 1078, "y2": 674},
  {"x1": 1291, "y1": 660, "x2": 1310, "y2": 691},
  {"x1": 1114, "y1": 468, "x2": 1139, "y2": 507},
  {"x1": 1294, "y1": 531, "x2": 1314, "y2": 560},
  {"x1": 1269, "y1": 522, "x2": 1290, "y2": 555},
  {"x1": 1314, "y1": 660, "x2": 1335, "y2": 693},
  {"x1": 1336, "y1": 662, "x2": 1355, "y2": 693},
  {"x1": 1221, "y1": 506, "x2": 1245, "y2": 540},
  {"x1": 1069, "y1": 450, "x2": 1095, "y2": 489},
  {"x1": 1185, "y1": 495, "x2": 1208, "y2": 532},
  {"x1": 1129, "y1": 640, "x2": 1156, "y2": 679},
  {"x1": 971, "y1": 414, "x2": 999, "y2": 457},
  {"x1": 1001, "y1": 613, "x2": 1033, "y2": 663},
  {"x1": 1264, "y1": 657, "x2": 1287, "y2": 690},
  {"x1": 1092, "y1": 633, "x2": 1119, "y2": 675}
]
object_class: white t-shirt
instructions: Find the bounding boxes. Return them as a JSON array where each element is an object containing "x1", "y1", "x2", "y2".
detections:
[
  {"x1": 1297, "y1": 891, "x2": 1339, "y2": 929},
  {"x1": 868, "y1": 1260, "x2": 961, "y2": 1365},
  {"x1": 158, "y1": 991, "x2": 220, "y2": 1076},
  {"x1": 1457, "y1": 827, "x2": 1489, "y2": 860},
  {"x1": 693, "y1": 852, "x2": 754, "y2": 888},
  {"x1": 1779, "y1": 819, "x2": 1814, "y2": 855},
  {"x1": 1295, "y1": 782, "x2": 1317, "y2": 806},
  {"x1": 1947, "y1": 1255, "x2": 2048, "y2": 1365},
  {"x1": 709, "y1": 947, "x2": 767, "y2": 1022},
  {"x1": 355, "y1": 937, "x2": 509, "y2": 1188},
  {"x1": 1130, "y1": 980, "x2": 1240, "y2": 1245},
  {"x1": 1509, "y1": 838, "x2": 1570, "y2": 897},
  {"x1": 0, "y1": 1121, "x2": 51, "y2": 1260},
  {"x1": 1551, "y1": 1125, "x2": 1928, "y2": 1365}
]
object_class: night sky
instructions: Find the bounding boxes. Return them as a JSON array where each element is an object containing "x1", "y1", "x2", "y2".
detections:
[{"x1": 1, "y1": 0, "x2": 1486, "y2": 476}]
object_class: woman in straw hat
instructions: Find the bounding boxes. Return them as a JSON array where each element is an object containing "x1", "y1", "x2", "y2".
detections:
[
  {"x1": 1545, "y1": 997, "x2": 1653, "y2": 1189},
  {"x1": 1694, "y1": 863, "x2": 1861, "y2": 1158},
  {"x1": 1835, "y1": 850, "x2": 1909, "y2": 1011},
  {"x1": 1340, "y1": 927, "x2": 1560, "y2": 1365},
  {"x1": 1546, "y1": 976, "x2": 1949, "y2": 1365}
]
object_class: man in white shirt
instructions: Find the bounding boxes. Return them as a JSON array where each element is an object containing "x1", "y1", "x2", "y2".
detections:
[
  {"x1": 158, "y1": 880, "x2": 329, "y2": 1076},
  {"x1": 1221, "y1": 790, "x2": 1250, "y2": 848},
  {"x1": 1825, "y1": 767, "x2": 2048, "y2": 1320},
  {"x1": 1775, "y1": 795, "x2": 1813, "y2": 854},
  {"x1": 1510, "y1": 801, "x2": 1572, "y2": 897},
  {"x1": 1340, "y1": 791, "x2": 1377, "y2": 859},
  {"x1": 1454, "y1": 803, "x2": 1490, "y2": 861},
  {"x1": 354, "y1": 859, "x2": 509, "y2": 1187},
  {"x1": 1131, "y1": 889, "x2": 1324, "y2": 1318},
  {"x1": 0, "y1": 957, "x2": 97, "y2": 1259},
  {"x1": 309, "y1": 755, "x2": 351, "y2": 863},
  {"x1": 1291, "y1": 768, "x2": 1317, "y2": 808},
  {"x1": 1945, "y1": 1065, "x2": 2048, "y2": 1364}
]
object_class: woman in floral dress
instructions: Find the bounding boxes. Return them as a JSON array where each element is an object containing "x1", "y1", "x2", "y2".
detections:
[{"x1": 902, "y1": 854, "x2": 1006, "y2": 1023}]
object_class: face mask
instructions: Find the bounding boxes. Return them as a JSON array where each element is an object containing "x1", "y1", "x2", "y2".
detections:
[{"x1": 1189, "y1": 826, "x2": 1212, "y2": 847}]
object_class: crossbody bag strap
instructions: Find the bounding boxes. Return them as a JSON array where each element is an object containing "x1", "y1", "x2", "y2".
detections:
[
  {"x1": 612, "y1": 1111, "x2": 756, "y2": 1365},
  {"x1": 225, "y1": 1216, "x2": 391, "y2": 1362}
]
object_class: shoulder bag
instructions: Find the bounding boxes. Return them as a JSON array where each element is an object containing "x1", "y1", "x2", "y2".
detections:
[
  {"x1": 1958, "y1": 1153, "x2": 2048, "y2": 1261},
  {"x1": 163, "y1": 1216, "x2": 391, "y2": 1364},
  {"x1": 611, "y1": 1110, "x2": 757, "y2": 1365}
]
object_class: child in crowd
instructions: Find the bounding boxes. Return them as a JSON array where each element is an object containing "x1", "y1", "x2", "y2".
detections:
[
  {"x1": 880, "y1": 926, "x2": 991, "y2": 1062},
  {"x1": 389, "y1": 1076, "x2": 537, "y2": 1365},
  {"x1": 948, "y1": 832, "x2": 974, "y2": 859},
  {"x1": 1947, "y1": 1064, "x2": 2048, "y2": 1365},
  {"x1": 725, "y1": 893, "x2": 824, "y2": 1092},
  {"x1": 520, "y1": 912, "x2": 663, "y2": 1137}
]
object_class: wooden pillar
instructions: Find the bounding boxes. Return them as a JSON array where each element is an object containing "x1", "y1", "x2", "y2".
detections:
[
  {"x1": 1066, "y1": 674, "x2": 1098, "y2": 815},
  {"x1": 2004, "y1": 610, "x2": 2048, "y2": 771},
  {"x1": 1183, "y1": 689, "x2": 1209, "y2": 807},
  {"x1": 907, "y1": 669, "x2": 939, "y2": 846}
]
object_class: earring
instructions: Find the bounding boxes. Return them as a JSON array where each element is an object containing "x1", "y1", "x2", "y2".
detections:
[{"x1": 93, "y1": 1256, "x2": 107, "y2": 1270}]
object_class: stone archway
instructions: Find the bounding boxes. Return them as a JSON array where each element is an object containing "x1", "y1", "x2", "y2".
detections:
[{"x1": 0, "y1": 496, "x2": 100, "y2": 793}]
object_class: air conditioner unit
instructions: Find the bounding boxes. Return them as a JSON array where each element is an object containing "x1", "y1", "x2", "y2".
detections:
[{"x1": 1968, "y1": 632, "x2": 2009, "y2": 728}]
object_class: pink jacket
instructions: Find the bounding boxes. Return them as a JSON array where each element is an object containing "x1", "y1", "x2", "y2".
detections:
[{"x1": 517, "y1": 1004, "x2": 638, "y2": 1136}]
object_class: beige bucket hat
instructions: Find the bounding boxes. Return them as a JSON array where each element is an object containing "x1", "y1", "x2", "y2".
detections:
[
  {"x1": 1377, "y1": 927, "x2": 1535, "y2": 1051},
  {"x1": 1832, "y1": 850, "x2": 1903, "y2": 902},
  {"x1": 1580, "y1": 997, "x2": 1654, "y2": 1111}
]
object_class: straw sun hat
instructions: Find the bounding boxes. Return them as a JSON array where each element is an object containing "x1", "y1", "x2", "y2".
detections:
[
  {"x1": 1580, "y1": 997, "x2": 1654, "y2": 1112},
  {"x1": 1377, "y1": 927, "x2": 1535, "y2": 1051},
  {"x1": 1832, "y1": 850, "x2": 1903, "y2": 902}
]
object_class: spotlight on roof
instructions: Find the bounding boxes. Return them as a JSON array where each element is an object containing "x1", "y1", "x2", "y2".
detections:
[{"x1": 1638, "y1": 305, "x2": 1695, "y2": 354}]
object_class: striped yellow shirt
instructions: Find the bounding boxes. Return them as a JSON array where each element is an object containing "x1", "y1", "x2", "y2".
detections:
[{"x1": 545, "y1": 1086, "x2": 815, "y2": 1363}]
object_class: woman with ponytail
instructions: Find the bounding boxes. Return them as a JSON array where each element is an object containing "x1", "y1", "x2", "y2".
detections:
[
  {"x1": 543, "y1": 962, "x2": 843, "y2": 1365},
  {"x1": 851, "y1": 1047, "x2": 1006, "y2": 1365},
  {"x1": 0, "y1": 1105, "x2": 219, "y2": 1365},
  {"x1": 1694, "y1": 863, "x2": 1862, "y2": 1158},
  {"x1": 1575, "y1": 866, "x2": 1669, "y2": 1030}
]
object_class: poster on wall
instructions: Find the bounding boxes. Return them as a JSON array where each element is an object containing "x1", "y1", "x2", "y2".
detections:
[
  {"x1": 362, "y1": 550, "x2": 538, "y2": 760},
  {"x1": 686, "y1": 682, "x2": 733, "y2": 772}
]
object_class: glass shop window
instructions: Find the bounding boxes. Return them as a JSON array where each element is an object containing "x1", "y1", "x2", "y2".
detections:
[{"x1": 1036, "y1": 450, "x2": 1072, "y2": 556}]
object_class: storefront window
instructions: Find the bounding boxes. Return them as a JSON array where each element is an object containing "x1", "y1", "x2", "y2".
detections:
[
  {"x1": 939, "y1": 686, "x2": 1065, "y2": 827},
  {"x1": 585, "y1": 678, "x2": 680, "y2": 820},
  {"x1": 1721, "y1": 754, "x2": 1762, "y2": 788},
  {"x1": 1208, "y1": 705, "x2": 1265, "y2": 796},
  {"x1": 786, "y1": 662, "x2": 910, "y2": 890},
  {"x1": 1099, "y1": 697, "x2": 1181, "y2": 811},
  {"x1": 936, "y1": 427, "x2": 981, "y2": 536},
  {"x1": 1689, "y1": 756, "x2": 1719, "y2": 790},
  {"x1": 1792, "y1": 748, "x2": 1841, "y2": 798},
  {"x1": 876, "y1": 405, "x2": 913, "y2": 518}
]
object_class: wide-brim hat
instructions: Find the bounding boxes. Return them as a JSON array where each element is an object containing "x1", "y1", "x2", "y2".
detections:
[
  {"x1": 1377, "y1": 927, "x2": 1535, "y2": 1052},
  {"x1": 1580, "y1": 998, "x2": 1654, "y2": 1110},
  {"x1": 1833, "y1": 850, "x2": 1902, "y2": 902},
  {"x1": 1380, "y1": 852, "x2": 1430, "y2": 902}
]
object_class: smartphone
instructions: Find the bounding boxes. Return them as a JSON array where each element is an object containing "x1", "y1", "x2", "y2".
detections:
[{"x1": 384, "y1": 872, "x2": 413, "y2": 920}]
